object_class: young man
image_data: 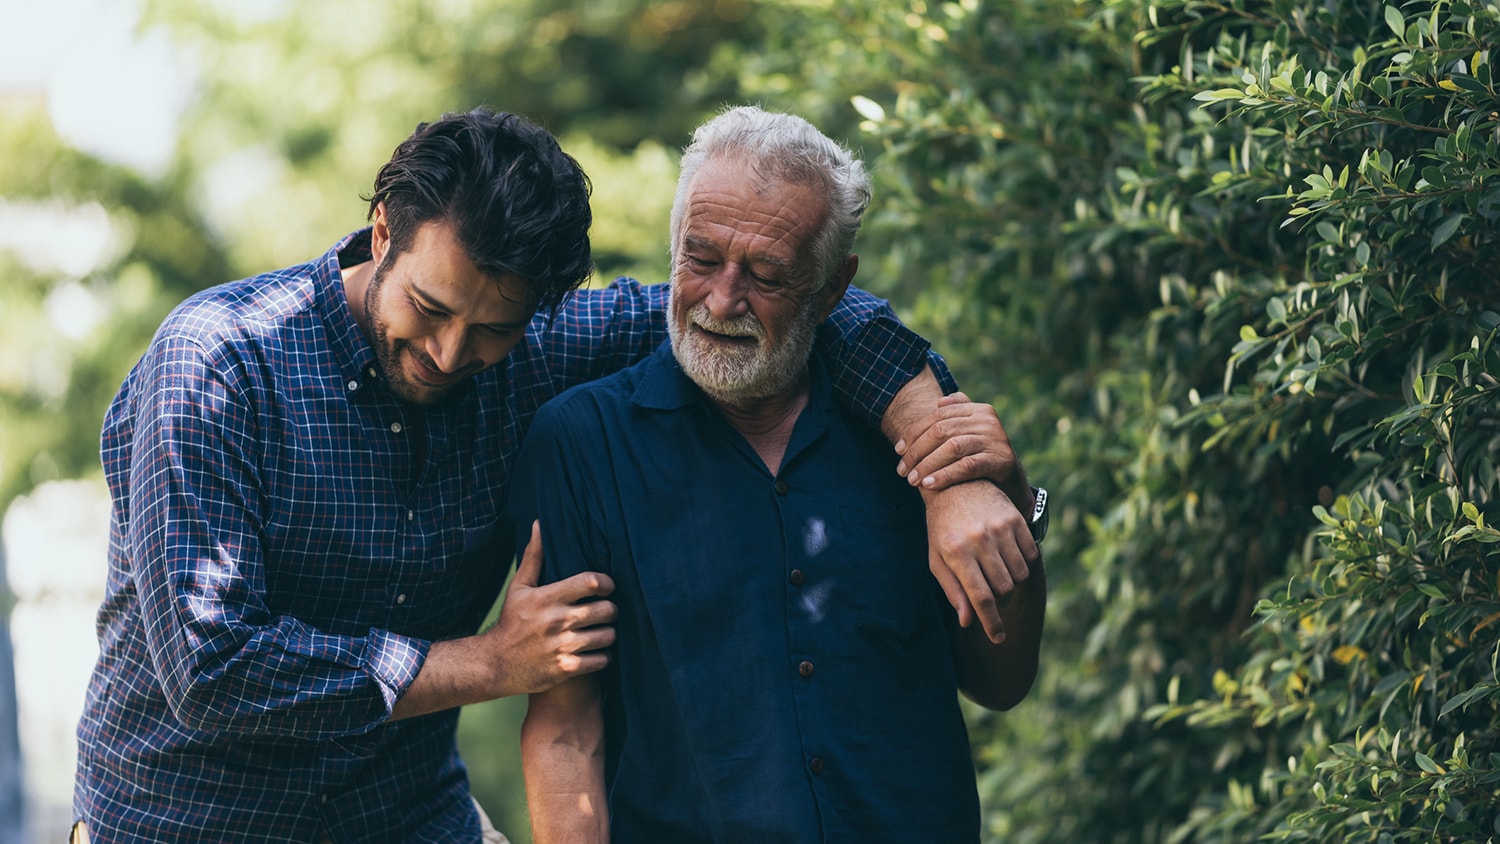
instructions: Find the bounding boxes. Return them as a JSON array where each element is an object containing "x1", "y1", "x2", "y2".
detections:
[
  {"x1": 73, "y1": 108, "x2": 1032, "y2": 842},
  {"x1": 513, "y1": 106, "x2": 1048, "y2": 843}
]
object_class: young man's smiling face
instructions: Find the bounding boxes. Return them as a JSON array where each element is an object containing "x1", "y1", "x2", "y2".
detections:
[{"x1": 356, "y1": 206, "x2": 535, "y2": 406}]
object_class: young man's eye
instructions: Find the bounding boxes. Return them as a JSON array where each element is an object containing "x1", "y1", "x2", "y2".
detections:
[{"x1": 412, "y1": 299, "x2": 443, "y2": 317}]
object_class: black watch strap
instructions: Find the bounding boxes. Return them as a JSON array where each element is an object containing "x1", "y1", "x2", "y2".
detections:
[{"x1": 1028, "y1": 486, "x2": 1049, "y2": 544}]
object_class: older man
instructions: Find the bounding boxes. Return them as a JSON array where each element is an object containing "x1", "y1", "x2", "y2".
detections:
[{"x1": 511, "y1": 106, "x2": 1048, "y2": 843}]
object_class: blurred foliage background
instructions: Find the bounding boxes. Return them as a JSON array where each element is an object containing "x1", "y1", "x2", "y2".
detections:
[{"x1": 3, "y1": 0, "x2": 1497, "y2": 840}]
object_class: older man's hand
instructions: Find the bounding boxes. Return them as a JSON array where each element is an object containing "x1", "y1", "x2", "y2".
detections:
[
  {"x1": 893, "y1": 391, "x2": 1039, "y2": 642},
  {"x1": 920, "y1": 479, "x2": 1037, "y2": 642}
]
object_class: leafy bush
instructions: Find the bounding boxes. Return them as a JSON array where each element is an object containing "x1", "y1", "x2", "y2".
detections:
[{"x1": 742, "y1": 0, "x2": 1499, "y2": 839}]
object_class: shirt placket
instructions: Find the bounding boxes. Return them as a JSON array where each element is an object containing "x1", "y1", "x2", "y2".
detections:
[
  {"x1": 391, "y1": 405, "x2": 446, "y2": 616},
  {"x1": 777, "y1": 473, "x2": 834, "y2": 800}
]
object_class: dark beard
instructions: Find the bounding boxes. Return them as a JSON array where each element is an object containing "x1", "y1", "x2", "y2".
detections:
[{"x1": 364, "y1": 256, "x2": 451, "y2": 405}]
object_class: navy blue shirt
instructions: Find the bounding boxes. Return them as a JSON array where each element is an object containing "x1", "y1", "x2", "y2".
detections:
[{"x1": 510, "y1": 341, "x2": 980, "y2": 844}]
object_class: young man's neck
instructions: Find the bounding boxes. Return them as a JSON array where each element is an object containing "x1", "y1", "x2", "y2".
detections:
[{"x1": 341, "y1": 259, "x2": 374, "y2": 337}]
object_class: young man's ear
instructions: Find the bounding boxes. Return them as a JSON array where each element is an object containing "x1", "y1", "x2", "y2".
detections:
[
  {"x1": 370, "y1": 201, "x2": 391, "y2": 265},
  {"x1": 815, "y1": 254, "x2": 859, "y2": 323}
]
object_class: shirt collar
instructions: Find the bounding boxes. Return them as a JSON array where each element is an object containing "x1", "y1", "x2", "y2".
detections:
[
  {"x1": 316, "y1": 228, "x2": 383, "y2": 394},
  {"x1": 632, "y1": 337, "x2": 836, "y2": 416}
]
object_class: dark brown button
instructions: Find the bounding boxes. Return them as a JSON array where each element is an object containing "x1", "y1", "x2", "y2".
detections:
[
  {"x1": 789, "y1": 569, "x2": 805, "y2": 586},
  {"x1": 798, "y1": 660, "x2": 814, "y2": 678},
  {"x1": 774, "y1": 480, "x2": 789, "y2": 496},
  {"x1": 810, "y1": 757, "x2": 826, "y2": 775}
]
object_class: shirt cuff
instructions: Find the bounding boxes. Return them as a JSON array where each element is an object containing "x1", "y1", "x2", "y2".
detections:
[{"x1": 362, "y1": 628, "x2": 431, "y2": 714}]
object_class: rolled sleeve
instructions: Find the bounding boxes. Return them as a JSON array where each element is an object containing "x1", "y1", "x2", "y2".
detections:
[{"x1": 362, "y1": 628, "x2": 430, "y2": 712}]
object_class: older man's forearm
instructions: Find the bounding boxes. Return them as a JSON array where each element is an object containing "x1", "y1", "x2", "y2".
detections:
[
  {"x1": 521, "y1": 681, "x2": 609, "y2": 844},
  {"x1": 954, "y1": 551, "x2": 1047, "y2": 711}
]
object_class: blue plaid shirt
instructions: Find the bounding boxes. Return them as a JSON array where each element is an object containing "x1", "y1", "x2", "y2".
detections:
[{"x1": 74, "y1": 229, "x2": 954, "y2": 842}]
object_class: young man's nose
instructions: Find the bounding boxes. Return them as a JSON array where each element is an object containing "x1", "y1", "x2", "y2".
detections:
[{"x1": 426, "y1": 324, "x2": 473, "y2": 373}]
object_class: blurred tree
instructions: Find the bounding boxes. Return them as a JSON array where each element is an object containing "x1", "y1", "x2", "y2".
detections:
[
  {"x1": 144, "y1": 0, "x2": 744, "y2": 277},
  {"x1": 0, "y1": 100, "x2": 230, "y2": 513}
]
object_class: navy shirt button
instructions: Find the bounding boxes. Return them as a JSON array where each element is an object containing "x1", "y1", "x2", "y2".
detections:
[
  {"x1": 798, "y1": 660, "x2": 814, "y2": 678},
  {"x1": 810, "y1": 757, "x2": 826, "y2": 775},
  {"x1": 789, "y1": 569, "x2": 805, "y2": 586},
  {"x1": 774, "y1": 480, "x2": 789, "y2": 496}
]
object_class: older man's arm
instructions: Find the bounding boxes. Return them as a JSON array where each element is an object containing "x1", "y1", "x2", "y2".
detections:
[
  {"x1": 953, "y1": 547, "x2": 1047, "y2": 711},
  {"x1": 522, "y1": 675, "x2": 609, "y2": 844},
  {"x1": 882, "y1": 371, "x2": 1039, "y2": 643}
]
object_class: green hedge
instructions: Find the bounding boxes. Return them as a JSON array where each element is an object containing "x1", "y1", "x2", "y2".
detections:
[{"x1": 743, "y1": 0, "x2": 1499, "y2": 839}]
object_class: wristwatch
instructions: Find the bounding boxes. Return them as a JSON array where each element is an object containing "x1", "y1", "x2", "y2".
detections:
[{"x1": 1027, "y1": 486, "x2": 1049, "y2": 544}]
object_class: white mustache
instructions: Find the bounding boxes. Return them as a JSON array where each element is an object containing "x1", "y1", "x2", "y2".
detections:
[{"x1": 690, "y1": 304, "x2": 764, "y2": 339}]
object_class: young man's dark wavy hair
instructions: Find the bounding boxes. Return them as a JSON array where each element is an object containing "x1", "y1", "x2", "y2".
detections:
[{"x1": 366, "y1": 107, "x2": 594, "y2": 317}]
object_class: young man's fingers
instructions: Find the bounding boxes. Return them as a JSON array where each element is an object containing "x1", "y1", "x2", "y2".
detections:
[{"x1": 512, "y1": 521, "x2": 545, "y2": 588}]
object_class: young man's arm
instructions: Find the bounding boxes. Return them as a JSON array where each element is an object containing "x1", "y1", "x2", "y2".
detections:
[
  {"x1": 522, "y1": 676, "x2": 609, "y2": 844},
  {"x1": 127, "y1": 332, "x2": 613, "y2": 734},
  {"x1": 392, "y1": 524, "x2": 616, "y2": 719}
]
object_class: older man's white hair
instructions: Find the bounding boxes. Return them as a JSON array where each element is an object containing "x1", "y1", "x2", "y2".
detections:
[{"x1": 669, "y1": 105, "x2": 872, "y2": 291}]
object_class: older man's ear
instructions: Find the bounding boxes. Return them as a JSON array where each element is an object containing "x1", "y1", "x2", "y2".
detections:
[{"x1": 816, "y1": 254, "x2": 859, "y2": 323}]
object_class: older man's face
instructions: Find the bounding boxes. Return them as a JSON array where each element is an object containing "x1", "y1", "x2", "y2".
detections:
[{"x1": 668, "y1": 158, "x2": 837, "y2": 404}]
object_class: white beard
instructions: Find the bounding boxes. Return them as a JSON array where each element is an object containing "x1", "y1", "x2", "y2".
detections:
[{"x1": 667, "y1": 285, "x2": 820, "y2": 405}]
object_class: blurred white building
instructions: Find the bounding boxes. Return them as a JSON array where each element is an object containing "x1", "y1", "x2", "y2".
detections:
[{"x1": 2, "y1": 479, "x2": 111, "y2": 842}]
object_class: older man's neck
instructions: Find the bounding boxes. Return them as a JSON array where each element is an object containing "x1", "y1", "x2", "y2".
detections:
[{"x1": 712, "y1": 384, "x2": 810, "y2": 474}]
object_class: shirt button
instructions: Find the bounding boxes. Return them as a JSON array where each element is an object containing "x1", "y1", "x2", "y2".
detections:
[
  {"x1": 319, "y1": 794, "x2": 330, "y2": 804},
  {"x1": 798, "y1": 660, "x2": 814, "y2": 678},
  {"x1": 810, "y1": 757, "x2": 826, "y2": 775},
  {"x1": 789, "y1": 569, "x2": 805, "y2": 586},
  {"x1": 395, "y1": 593, "x2": 407, "y2": 605},
  {"x1": 366, "y1": 366, "x2": 378, "y2": 379},
  {"x1": 406, "y1": 509, "x2": 415, "y2": 521},
  {"x1": 774, "y1": 480, "x2": 789, "y2": 496},
  {"x1": 390, "y1": 422, "x2": 403, "y2": 434},
  {"x1": 346, "y1": 379, "x2": 359, "y2": 392}
]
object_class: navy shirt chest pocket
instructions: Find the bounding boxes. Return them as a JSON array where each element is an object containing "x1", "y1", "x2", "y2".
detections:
[{"x1": 833, "y1": 503, "x2": 933, "y2": 647}]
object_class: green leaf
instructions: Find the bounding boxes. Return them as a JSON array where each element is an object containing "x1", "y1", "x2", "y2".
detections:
[
  {"x1": 1267, "y1": 297, "x2": 1288, "y2": 323},
  {"x1": 1385, "y1": 5, "x2": 1406, "y2": 38},
  {"x1": 1431, "y1": 213, "x2": 1465, "y2": 249},
  {"x1": 851, "y1": 95, "x2": 886, "y2": 122},
  {"x1": 1194, "y1": 89, "x2": 1248, "y2": 103}
]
